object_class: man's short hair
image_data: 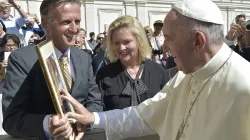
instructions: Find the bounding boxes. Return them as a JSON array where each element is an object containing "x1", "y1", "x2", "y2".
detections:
[
  {"x1": 40, "y1": 0, "x2": 80, "y2": 18},
  {"x1": 235, "y1": 14, "x2": 246, "y2": 23},
  {"x1": 89, "y1": 32, "x2": 95, "y2": 36}
]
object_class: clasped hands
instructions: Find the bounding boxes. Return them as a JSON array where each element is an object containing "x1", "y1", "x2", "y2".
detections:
[{"x1": 48, "y1": 89, "x2": 95, "y2": 140}]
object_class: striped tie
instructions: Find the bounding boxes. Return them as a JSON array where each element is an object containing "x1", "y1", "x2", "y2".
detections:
[{"x1": 59, "y1": 54, "x2": 73, "y2": 89}]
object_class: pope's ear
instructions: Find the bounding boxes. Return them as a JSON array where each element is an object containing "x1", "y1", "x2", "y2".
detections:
[{"x1": 194, "y1": 31, "x2": 206, "y2": 52}]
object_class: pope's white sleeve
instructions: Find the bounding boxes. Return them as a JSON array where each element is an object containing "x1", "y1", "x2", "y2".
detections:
[{"x1": 92, "y1": 107, "x2": 156, "y2": 140}]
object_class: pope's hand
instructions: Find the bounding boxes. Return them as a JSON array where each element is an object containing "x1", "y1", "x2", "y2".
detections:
[{"x1": 60, "y1": 89, "x2": 95, "y2": 125}]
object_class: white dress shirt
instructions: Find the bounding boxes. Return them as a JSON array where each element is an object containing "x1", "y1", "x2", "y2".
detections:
[
  {"x1": 93, "y1": 43, "x2": 250, "y2": 140},
  {"x1": 43, "y1": 47, "x2": 75, "y2": 139}
]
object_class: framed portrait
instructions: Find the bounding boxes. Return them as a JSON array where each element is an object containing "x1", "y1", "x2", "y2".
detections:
[{"x1": 36, "y1": 40, "x2": 76, "y2": 120}]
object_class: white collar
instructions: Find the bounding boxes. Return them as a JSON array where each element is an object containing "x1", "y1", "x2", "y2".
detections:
[
  {"x1": 0, "y1": 17, "x2": 14, "y2": 21},
  {"x1": 191, "y1": 43, "x2": 233, "y2": 81},
  {"x1": 55, "y1": 47, "x2": 71, "y2": 62}
]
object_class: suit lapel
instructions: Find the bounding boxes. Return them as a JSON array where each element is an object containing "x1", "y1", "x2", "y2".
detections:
[{"x1": 70, "y1": 48, "x2": 81, "y2": 95}]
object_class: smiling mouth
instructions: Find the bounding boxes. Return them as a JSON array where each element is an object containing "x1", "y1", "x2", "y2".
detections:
[
  {"x1": 65, "y1": 35, "x2": 75, "y2": 41},
  {"x1": 120, "y1": 51, "x2": 128, "y2": 55}
]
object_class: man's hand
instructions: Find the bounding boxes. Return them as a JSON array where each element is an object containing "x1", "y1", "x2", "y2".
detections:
[
  {"x1": 226, "y1": 24, "x2": 244, "y2": 41},
  {"x1": 7, "y1": 0, "x2": 18, "y2": 8},
  {"x1": 60, "y1": 89, "x2": 95, "y2": 125},
  {"x1": 1, "y1": 60, "x2": 8, "y2": 69},
  {"x1": 34, "y1": 14, "x2": 41, "y2": 24},
  {"x1": 48, "y1": 114, "x2": 73, "y2": 140}
]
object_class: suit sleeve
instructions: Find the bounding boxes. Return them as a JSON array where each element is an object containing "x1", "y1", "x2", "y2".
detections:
[
  {"x1": 84, "y1": 54, "x2": 104, "y2": 112},
  {"x1": 2, "y1": 51, "x2": 46, "y2": 139}
]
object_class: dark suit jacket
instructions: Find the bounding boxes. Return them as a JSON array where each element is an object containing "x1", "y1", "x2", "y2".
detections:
[
  {"x1": 2, "y1": 45, "x2": 103, "y2": 139},
  {"x1": 240, "y1": 47, "x2": 250, "y2": 62},
  {"x1": 96, "y1": 59, "x2": 169, "y2": 110},
  {"x1": 92, "y1": 49, "x2": 105, "y2": 76}
]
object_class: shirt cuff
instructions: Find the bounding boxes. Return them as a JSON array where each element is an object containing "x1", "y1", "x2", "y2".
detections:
[
  {"x1": 43, "y1": 114, "x2": 52, "y2": 139},
  {"x1": 224, "y1": 38, "x2": 235, "y2": 46},
  {"x1": 92, "y1": 112, "x2": 106, "y2": 129}
]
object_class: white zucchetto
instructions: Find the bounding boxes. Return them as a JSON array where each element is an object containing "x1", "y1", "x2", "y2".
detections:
[{"x1": 173, "y1": 0, "x2": 224, "y2": 25}]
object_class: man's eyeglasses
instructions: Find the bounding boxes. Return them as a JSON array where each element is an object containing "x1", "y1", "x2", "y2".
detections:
[{"x1": 5, "y1": 44, "x2": 18, "y2": 49}]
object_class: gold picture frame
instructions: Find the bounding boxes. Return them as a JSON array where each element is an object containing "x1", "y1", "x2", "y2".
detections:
[{"x1": 36, "y1": 41, "x2": 76, "y2": 139}]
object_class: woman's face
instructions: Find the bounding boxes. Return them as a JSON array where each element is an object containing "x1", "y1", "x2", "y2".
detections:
[
  {"x1": 5, "y1": 39, "x2": 18, "y2": 52},
  {"x1": 145, "y1": 30, "x2": 152, "y2": 39},
  {"x1": 112, "y1": 27, "x2": 139, "y2": 65}
]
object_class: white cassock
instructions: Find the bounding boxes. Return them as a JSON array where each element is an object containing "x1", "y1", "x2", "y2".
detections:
[{"x1": 93, "y1": 43, "x2": 250, "y2": 140}]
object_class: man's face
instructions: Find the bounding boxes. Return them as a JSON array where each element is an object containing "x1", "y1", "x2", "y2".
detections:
[
  {"x1": 237, "y1": 17, "x2": 246, "y2": 25},
  {"x1": 0, "y1": 6, "x2": 10, "y2": 19},
  {"x1": 90, "y1": 35, "x2": 95, "y2": 40},
  {"x1": 154, "y1": 23, "x2": 163, "y2": 33},
  {"x1": 5, "y1": 39, "x2": 18, "y2": 52},
  {"x1": 163, "y1": 10, "x2": 195, "y2": 73},
  {"x1": 96, "y1": 34, "x2": 105, "y2": 44},
  {"x1": 26, "y1": 21, "x2": 35, "y2": 28},
  {"x1": 79, "y1": 30, "x2": 86, "y2": 41},
  {"x1": 42, "y1": 3, "x2": 81, "y2": 51}
]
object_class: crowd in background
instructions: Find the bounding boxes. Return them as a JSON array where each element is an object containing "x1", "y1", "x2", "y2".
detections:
[
  {"x1": 0, "y1": 0, "x2": 249, "y2": 138},
  {"x1": 0, "y1": 1, "x2": 249, "y2": 85}
]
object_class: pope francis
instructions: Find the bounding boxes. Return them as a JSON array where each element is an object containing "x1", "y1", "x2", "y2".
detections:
[{"x1": 61, "y1": 0, "x2": 250, "y2": 140}]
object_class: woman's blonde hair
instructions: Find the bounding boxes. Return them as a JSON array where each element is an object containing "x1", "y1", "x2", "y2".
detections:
[
  {"x1": 107, "y1": 15, "x2": 152, "y2": 63},
  {"x1": 144, "y1": 26, "x2": 153, "y2": 38}
]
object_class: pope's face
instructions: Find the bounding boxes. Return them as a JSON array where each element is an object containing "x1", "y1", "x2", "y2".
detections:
[{"x1": 163, "y1": 10, "x2": 196, "y2": 73}]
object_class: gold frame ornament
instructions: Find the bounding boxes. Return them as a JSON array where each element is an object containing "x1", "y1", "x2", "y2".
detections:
[{"x1": 36, "y1": 40, "x2": 76, "y2": 140}]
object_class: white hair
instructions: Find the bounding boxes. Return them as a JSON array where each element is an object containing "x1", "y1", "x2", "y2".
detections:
[{"x1": 178, "y1": 14, "x2": 224, "y2": 46}]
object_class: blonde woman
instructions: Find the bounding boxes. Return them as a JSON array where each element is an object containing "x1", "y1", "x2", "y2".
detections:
[{"x1": 96, "y1": 15, "x2": 169, "y2": 110}]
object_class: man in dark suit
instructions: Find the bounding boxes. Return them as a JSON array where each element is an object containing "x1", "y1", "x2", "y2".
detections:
[{"x1": 2, "y1": 0, "x2": 103, "y2": 139}]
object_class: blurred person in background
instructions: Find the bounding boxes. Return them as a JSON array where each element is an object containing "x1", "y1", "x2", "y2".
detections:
[
  {"x1": 21, "y1": 13, "x2": 45, "y2": 46},
  {"x1": 144, "y1": 26, "x2": 153, "y2": 42},
  {"x1": 93, "y1": 33, "x2": 105, "y2": 54},
  {"x1": 233, "y1": 20, "x2": 250, "y2": 62},
  {"x1": 28, "y1": 33, "x2": 41, "y2": 45},
  {"x1": 225, "y1": 14, "x2": 246, "y2": 47},
  {"x1": 0, "y1": 20, "x2": 6, "y2": 42},
  {"x1": 144, "y1": 26, "x2": 176, "y2": 70},
  {"x1": 87, "y1": 32, "x2": 97, "y2": 50},
  {"x1": 92, "y1": 33, "x2": 109, "y2": 76},
  {"x1": 0, "y1": 34, "x2": 20, "y2": 82},
  {"x1": 96, "y1": 15, "x2": 169, "y2": 111},
  {"x1": 75, "y1": 28, "x2": 93, "y2": 55},
  {"x1": 0, "y1": 0, "x2": 29, "y2": 41},
  {"x1": 151, "y1": 20, "x2": 164, "y2": 64}
]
